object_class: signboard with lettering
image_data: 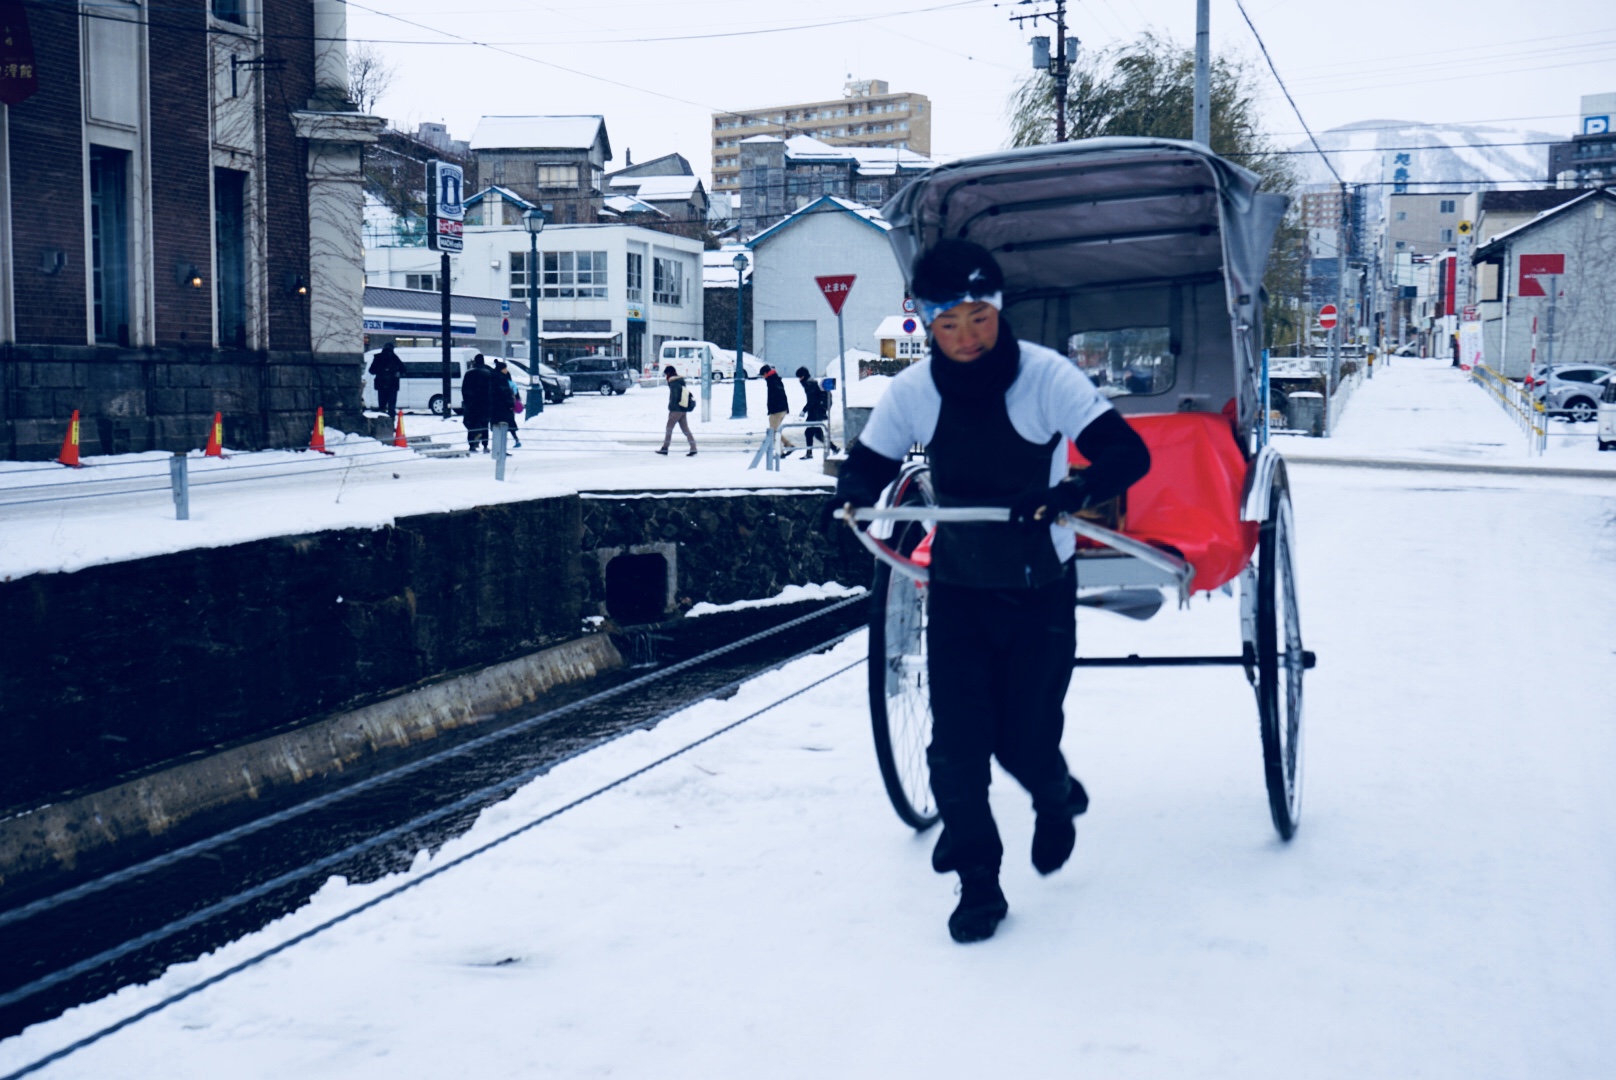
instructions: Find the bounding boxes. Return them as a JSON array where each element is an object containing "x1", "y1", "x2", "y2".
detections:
[
  {"x1": 1517, "y1": 253, "x2": 1565, "y2": 297},
  {"x1": 0, "y1": 2, "x2": 38, "y2": 106},
  {"x1": 427, "y1": 160, "x2": 464, "y2": 253},
  {"x1": 815, "y1": 275, "x2": 856, "y2": 315}
]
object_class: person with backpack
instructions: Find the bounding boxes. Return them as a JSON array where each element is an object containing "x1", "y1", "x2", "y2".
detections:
[
  {"x1": 656, "y1": 365, "x2": 697, "y2": 456},
  {"x1": 490, "y1": 359, "x2": 522, "y2": 449},
  {"x1": 796, "y1": 367, "x2": 841, "y2": 459}
]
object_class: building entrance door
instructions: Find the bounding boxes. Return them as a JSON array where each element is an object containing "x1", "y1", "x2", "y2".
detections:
[
  {"x1": 626, "y1": 318, "x2": 646, "y2": 367},
  {"x1": 764, "y1": 319, "x2": 817, "y2": 376}
]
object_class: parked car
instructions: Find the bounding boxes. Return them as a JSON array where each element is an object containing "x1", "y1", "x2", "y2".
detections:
[
  {"x1": 363, "y1": 346, "x2": 482, "y2": 415},
  {"x1": 642, "y1": 340, "x2": 763, "y2": 386},
  {"x1": 1598, "y1": 377, "x2": 1616, "y2": 450},
  {"x1": 559, "y1": 355, "x2": 634, "y2": 395},
  {"x1": 1525, "y1": 363, "x2": 1614, "y2": 406},
  {"x1": 508, "y1": 359, "x2": 572, "y2": 404},
  {"x1": 1541, "y1": 366, "x2": 1616, "y2": 421}
]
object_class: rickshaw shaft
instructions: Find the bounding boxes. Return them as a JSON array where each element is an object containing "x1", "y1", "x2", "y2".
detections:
[{"x1": 1073, "y1": 651, "x2": 1317, "y2": 669}]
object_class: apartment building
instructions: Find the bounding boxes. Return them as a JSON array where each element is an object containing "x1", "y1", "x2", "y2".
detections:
[{"x1": 712, "y1": 79, "x2": 931, "y2": 195}]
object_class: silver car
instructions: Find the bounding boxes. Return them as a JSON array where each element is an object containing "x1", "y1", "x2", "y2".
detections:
[{"x1": 1542, "y1": 366, "x2": 1615, "y2": 422}]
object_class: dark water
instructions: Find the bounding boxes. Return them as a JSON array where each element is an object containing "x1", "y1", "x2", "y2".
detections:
[{"x1": 0, "y1": 599, "x2": 869, "y2": 1039}]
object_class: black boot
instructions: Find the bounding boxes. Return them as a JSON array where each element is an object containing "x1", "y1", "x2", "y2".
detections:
[
  {"x1": 931, "y1": 827, "x2": 956, "y2": 874},
  {"x1": 948, "y1": 869, "x2": 1008, "y2": 944},
  {"x1": 1031, "y1": 777, "x2": 1089, "y2": 876}
]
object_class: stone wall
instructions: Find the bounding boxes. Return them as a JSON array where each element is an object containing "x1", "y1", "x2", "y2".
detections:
[{"x1": 0, "y1": 488, "x2": 868, "y2": 816}]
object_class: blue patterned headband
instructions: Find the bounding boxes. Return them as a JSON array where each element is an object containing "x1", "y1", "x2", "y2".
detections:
[{"x1": 916, "y1": 291, "x2": 1003, "y2": 326}]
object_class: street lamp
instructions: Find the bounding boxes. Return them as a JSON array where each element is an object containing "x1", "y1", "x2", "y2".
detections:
[
  {"x1": 523, "y1": 207, "x2": 545, "y2": 417},
  {"x1": 730, "y1": 252, "x2": 748, "y2": 420}
]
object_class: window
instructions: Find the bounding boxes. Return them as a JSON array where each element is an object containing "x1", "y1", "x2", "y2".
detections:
[
  {"x1": 214, "y1": 168, "x2": 247, "y2": 348},
  {"x1": 1439, "y1": 199, "x2": 1456, "y2": 214},
  {"x1": 535, "y1": 164, "x2": 577, "y2": 187},
  {"x1": 899, "y1": 121, "x2": 908, "y2": 131},
  {"x1": 1395, "y1": 211, "x2": 1406, "y2": 221},
  {"x1": 1441, "y1": 228, "x2": 1454, "y2": 243},
  {"x1": 211, "y1": 0, "x2": 245, "y2": 23},
  {"x1": 590, "y1": 167, "x2": 604, "y2": 192},
  {"x1": 510, "y1": 251, "x2": 531, "y2": 299},
  {"x1": 89, "y1": 146, "x2": 131, "y2": 345},
  {"x1": 404, "y1": 273, "x2": 438, "y2": 291},
  {"x1": 542, "y1": 250, "x2": 608, "y2": 298},
  {"x1": 1066, "y1": 327, "x2": 1176, "y2": 398},
  {"x1": 652, "y1": 256, "x2": 683, "y2": 306},
  {"x1": 626, "y1": 252, "x2": 644, "y2": 302}
]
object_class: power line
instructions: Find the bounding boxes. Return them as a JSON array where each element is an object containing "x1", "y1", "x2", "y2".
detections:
[{"x1": 1231, "y1": 0, "x2": 1341, "y2": 186}]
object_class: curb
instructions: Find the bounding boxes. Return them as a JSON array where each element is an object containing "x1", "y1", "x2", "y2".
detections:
[{"x1": 0, "y1": 634, "x2": 624, "y2": 889}]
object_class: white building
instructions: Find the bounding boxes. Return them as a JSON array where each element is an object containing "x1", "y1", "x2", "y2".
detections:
[
  {"x1": 365, "y1": 187, "x2": 705, "y2": 368},
  {"x1": 744, "y1": 196, "x2": 908, "y2": 377}
]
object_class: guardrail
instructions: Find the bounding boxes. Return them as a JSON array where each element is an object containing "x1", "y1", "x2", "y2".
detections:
[{"x1": 1470, "y1": 363, "x2": 1547, "y2": 455}]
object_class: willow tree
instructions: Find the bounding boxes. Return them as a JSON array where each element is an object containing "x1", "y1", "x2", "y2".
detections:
[{"x1": 1007, "y1": 32, "x2": 1307, "y2": 352}]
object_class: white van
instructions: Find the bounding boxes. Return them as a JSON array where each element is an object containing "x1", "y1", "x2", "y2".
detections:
[
  {"x1": 363, "y1": 347, "x2": 479, "y2": 414},
  {"x1": 644, "y1": 340, "x2": 760, "y2": 386},
  {"x1": 1597, "y1": 374, "x2": 1616, "y2": 451}
]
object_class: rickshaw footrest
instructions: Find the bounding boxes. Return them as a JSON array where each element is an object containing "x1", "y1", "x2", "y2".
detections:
[{"x1": 1073, "y1": 651, "x2": 1315, "y2": 668}]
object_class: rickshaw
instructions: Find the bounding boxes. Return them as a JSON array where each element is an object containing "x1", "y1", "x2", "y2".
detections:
[{"x1": 843, "y1": 138, "x2": 1313, "y2": 841}]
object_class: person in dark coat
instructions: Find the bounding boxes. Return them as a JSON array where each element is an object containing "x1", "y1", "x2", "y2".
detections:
[
  {"x1": 760, "y1": 365, "x2": 795, "y2": 455},
  {"x1": 831, "y1": 240, "x2": 1151, "y2": 944},
  {"x1": 490, "y1": 359, "x2": 522, "y2": 448},
  {"x1": 460, "y1": 354, "x2": 494, "y2": 452},
  {"x1": 796, "y1": 366, "x2": 841, "y2": 459},
  {"x1": 368, "y1": 343, "x2": 404, "y2": 417},
  {"x1": 656, "y1": 365, "x2": 697, "y2": 456}
]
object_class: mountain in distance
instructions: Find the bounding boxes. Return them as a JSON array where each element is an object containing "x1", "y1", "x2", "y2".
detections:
[{"x1": 1289, "y1": 118, "x2": 1562, "y2": 190}]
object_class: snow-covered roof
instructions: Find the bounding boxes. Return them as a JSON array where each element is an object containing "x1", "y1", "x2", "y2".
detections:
[
  {"x1": 873, "y1": 315, "x2": 924, "y2": 339},
  {"x1": 464, "y1": 185, "x2": 535, "y2": 210},
  {"x1": 613, "y1": 175, "x2": 703, "y2": 200},
  {"x1": 776, "y1": 134, "x2": 935, "y2": 175},
  {"x1": 470, "y1": 115, "x2": 608, "y2": 153},
  {"x1": 740, "y1": 134, "x2": 783, "y2": 145},
  {"x1": 703, "y1": 246, "x2": 753, "y2": 287},
  {"x1": 601, "y1": 194, "x2": 668, "y2": 218},
  {"x1": 1473, "y1": 187, "x2": 1616, "y2": 258},
  {"x1": 746, "y1": 195, "x2": 890, "y2": 248}
]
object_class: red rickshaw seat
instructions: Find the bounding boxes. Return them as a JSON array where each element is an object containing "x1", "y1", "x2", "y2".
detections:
[{"x1": 1069, "y1": 412, "x2": 1257, "y2": 594}]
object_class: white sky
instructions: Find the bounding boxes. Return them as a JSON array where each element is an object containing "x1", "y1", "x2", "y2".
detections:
[{"x1": 348, "y1": 0, "x2": 1615, "y2": 183}]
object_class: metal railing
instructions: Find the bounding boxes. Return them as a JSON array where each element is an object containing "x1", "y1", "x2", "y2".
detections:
[{"x1": 1470, "y1": 363, "x2": 1547, "y2": 455}]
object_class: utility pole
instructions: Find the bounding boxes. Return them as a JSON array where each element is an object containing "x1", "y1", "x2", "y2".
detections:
[
  {"x1": 1012, "y1": 0, "x2": 1076, "y2": 142},
  {"x1": 1193, "y1": 0, "x2": 1211, "y2": 146}
]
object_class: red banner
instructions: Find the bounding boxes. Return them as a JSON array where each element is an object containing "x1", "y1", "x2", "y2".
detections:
[
  {"x1": 1517, "y1": 253, "x2": 1565, "y2": 297},
  {"x1": 814, "y1": 275, "x2": 856, "y2": 316}
]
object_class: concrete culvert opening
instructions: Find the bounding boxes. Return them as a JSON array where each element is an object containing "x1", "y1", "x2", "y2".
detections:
[{"x1": 606, "y1": 553, "x2": 671, "y2": 624}]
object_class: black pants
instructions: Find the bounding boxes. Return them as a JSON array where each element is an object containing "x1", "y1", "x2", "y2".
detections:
[
  {"x1": 926, "y1": 563, "x2": 1077, "y2": 873},
  {"x1": 378, "y1": 387, "x2": 398, "y2": 415}
]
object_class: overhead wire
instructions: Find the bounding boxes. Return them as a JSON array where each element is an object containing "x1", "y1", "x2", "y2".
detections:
[{"x1": 1230, "y1": 0, "x2": 1341, "y2": 186}]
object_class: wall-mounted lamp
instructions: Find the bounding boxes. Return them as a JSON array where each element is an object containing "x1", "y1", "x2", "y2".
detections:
[
  {"x1": 284, "y1": 272, "x2": 309, "y2": 297},
  {"x1": 39, "y1": 248, "x2": 66, "y2": 275},
  {"x1": 490, "y1": 258, "x2": 501, "y2": 270},
  {"x1": 176, "y1": 262, "x2": 204, "y2": 289}
]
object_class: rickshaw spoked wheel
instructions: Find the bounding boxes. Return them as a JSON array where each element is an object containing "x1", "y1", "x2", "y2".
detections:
[
  {"x1": 867, "y1": 469, "x2": 941, "y2": 831},
  {"x1": 1253, "y1": 460, "x2": 1305, "y2": 840}
]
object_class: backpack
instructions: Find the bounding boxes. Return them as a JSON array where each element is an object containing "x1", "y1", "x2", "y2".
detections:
[{"x1": 679, "y1": 385, "x2": 694, "y2": 411}]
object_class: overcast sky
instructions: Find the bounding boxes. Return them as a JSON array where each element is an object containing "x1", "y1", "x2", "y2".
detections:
[{"x1": 348, "y1": 0, "x2": 1615, "y2": 181}]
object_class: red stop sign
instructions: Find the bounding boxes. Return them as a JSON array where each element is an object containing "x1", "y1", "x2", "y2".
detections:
[
  {"x1": 1318, "y1": 304, "x2": 1339, "y2": 330},
  {"x1": 815, "y1": 275, "x2": 856, "y2": 315}
]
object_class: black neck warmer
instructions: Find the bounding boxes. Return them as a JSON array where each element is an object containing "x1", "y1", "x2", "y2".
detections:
[{"x1": 929, "y1": 314, "x2": 1020, "y2": 402}]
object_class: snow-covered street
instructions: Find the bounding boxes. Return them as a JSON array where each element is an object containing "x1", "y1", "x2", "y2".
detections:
[{"x1": 4, "y1": 358, "x2": 1614, "y2": 1077}]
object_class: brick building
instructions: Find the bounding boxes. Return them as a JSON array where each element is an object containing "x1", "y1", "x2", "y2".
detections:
[{"x1": 0, "y1": 0, "x2": 380, "y2": 460}]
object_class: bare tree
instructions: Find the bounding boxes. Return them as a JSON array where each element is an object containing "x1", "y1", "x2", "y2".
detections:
[{"x1": 348, "y1": 42, "x2": 395, "y2": 116}]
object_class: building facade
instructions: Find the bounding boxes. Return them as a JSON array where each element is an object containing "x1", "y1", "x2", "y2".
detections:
[
  {"x1": 746, "y1": 197, "x2": 907, "y2": 378},
  {"x1": 1547, "y1": 92, "x2": 1616, "y2": 189},
  {"x1": 712, "y1": 79, "x2": 931, "y2": 196},
  {"x1": 0, "y1": 0, "x2": 380, "y2": 460},
  {"x1": 470, "y1": 116, "x2": 612, "y2": 226},
  {"x1": 738, "y1": 134, "x2": 933, "y2": 238},
  {"x1": 367, "y1": 216, "x2": 704, "y2": 370}
]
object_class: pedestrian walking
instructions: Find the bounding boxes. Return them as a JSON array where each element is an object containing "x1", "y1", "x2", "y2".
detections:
[
  {"x1": 460, "y1": 353, "x2": 494, "y2": 452},
  {"x1": 761, "y1": 365, "x2": 795, "y2": 457},
  {"x1": 796, "y1": 366, "x2": 841, "y2": 459},
  {"x1": 490, "y1": 359, "x2": 522, "y2": 448},
  {"x1": 368, "y1": 343, "x2": 403, "y2": 418},
  {"x1": 830, "y1": 240, "x2": 1151, "y2": 944},
  {"x1": 656, "y1": 365, "x2": 697, "y2": 456}
]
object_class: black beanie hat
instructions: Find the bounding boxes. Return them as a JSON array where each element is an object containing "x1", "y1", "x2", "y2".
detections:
[
  {"x1": 795, "y1": 367, "x2": 810, "y2": 380},
  {"x1": 909, "y1": 240, "x2": 1005, "y2": 319}
]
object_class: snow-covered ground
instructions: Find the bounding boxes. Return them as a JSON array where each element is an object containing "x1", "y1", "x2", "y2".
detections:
[{"x1": 4, "y1": 362, "x2": 1614, "y2": 1076}]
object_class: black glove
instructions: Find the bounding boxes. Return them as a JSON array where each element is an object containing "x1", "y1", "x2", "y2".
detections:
[
  {"x1": 1009, "y1": 478, "x2": 1089, "y2": 528},
  {"x1": 819, "y1": 497, "x2": 861, "y2": 538}
]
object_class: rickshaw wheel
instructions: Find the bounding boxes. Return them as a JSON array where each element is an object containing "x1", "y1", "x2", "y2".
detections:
[
  {"x1": 1254, "y1": 461, "x2": 1305, "y2": 840},
  {"x1": 867, "y1": 470, "x2": 941, "y2": 831}
]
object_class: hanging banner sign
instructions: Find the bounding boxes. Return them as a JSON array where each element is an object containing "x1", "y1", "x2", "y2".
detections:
[
  {"x1": 0, "y1": 2, "x2": 39, "y2": 106},
  {"x1": 427, "y1": 160, "x2": 464, "y2": 253}
]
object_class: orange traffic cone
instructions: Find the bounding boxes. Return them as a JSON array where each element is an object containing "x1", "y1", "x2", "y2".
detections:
[
  {"x1": 392, "y1": 410, "x2": 408, "y2": 448},
  {"x1": 56, "y1": 410, "x2": 82, "y2": 468},
  {"x1": 203, "y1": 411, "x2": 225, "y2": 457},
  {"x1": 309, "y1": 407, "x2": 332, "y2": 454}
]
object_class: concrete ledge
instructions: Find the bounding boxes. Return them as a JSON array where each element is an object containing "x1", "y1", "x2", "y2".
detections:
[
  {"x1": 0, "y1": 633, "x2": 623, "y2": 888},
  {"x1": 1285, "y1": 454, "x2": 1616, "y2": 480}
]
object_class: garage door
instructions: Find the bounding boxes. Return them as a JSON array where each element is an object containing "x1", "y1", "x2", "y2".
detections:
[{"x1": 764, "y1": 320, "x2": 818, "y2": 376}]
